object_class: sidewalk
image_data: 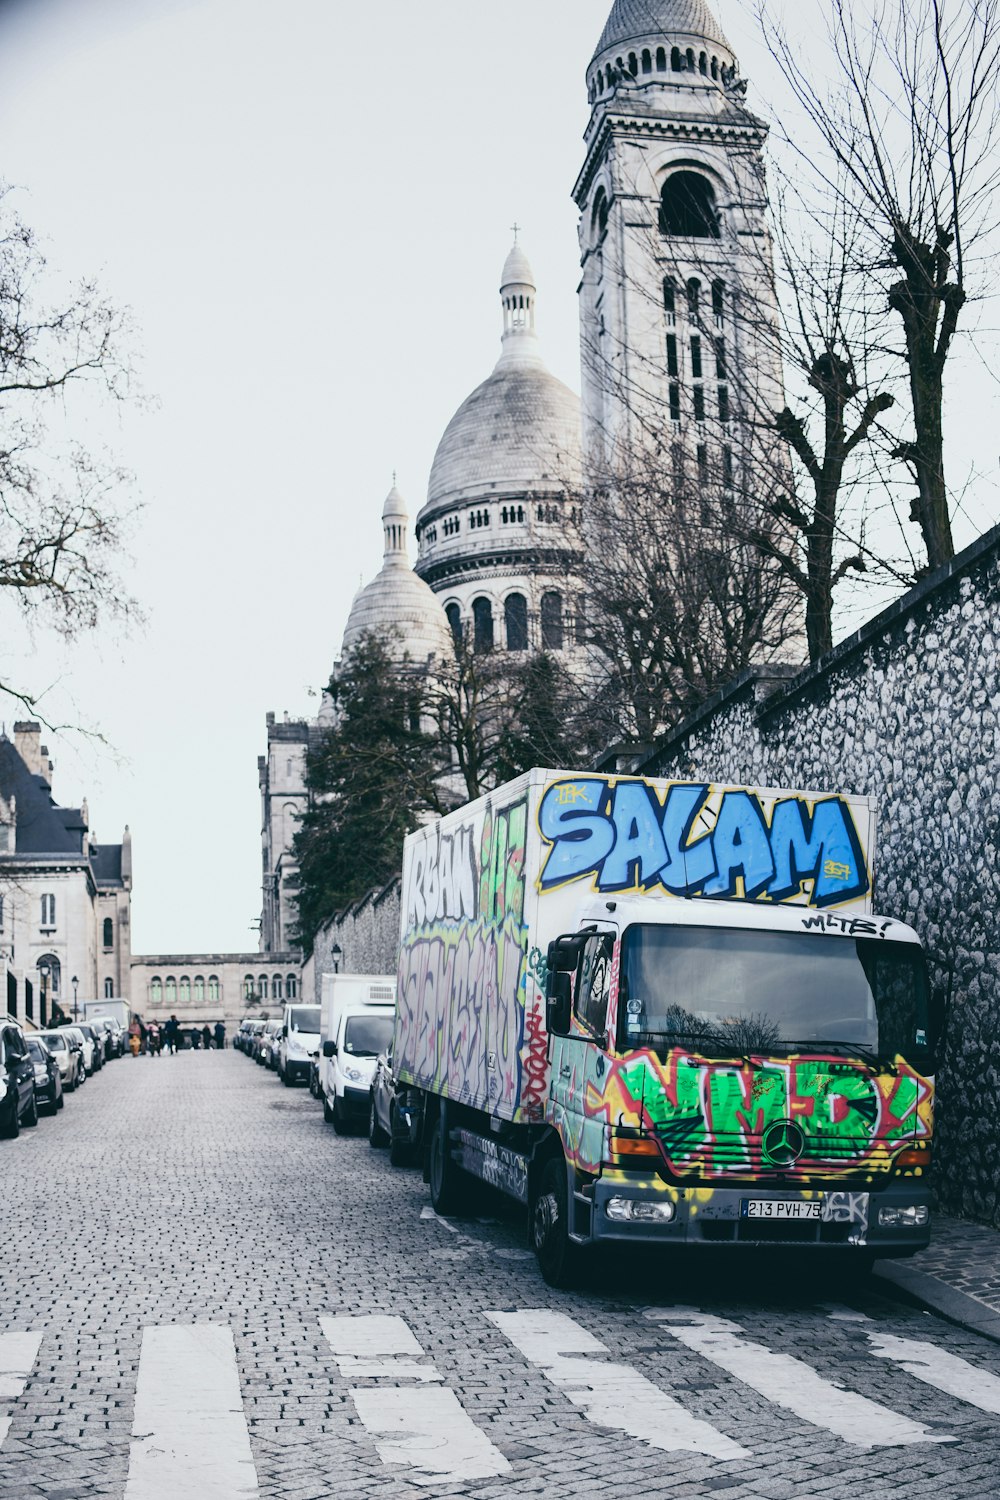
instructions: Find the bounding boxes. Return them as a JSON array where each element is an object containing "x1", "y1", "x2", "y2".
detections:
[{"x1": 876, "y1": 1210, "x2": 1000, "y2": 1340}]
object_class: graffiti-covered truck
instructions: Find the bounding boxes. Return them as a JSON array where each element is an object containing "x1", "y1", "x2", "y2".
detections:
[{"x1": 393, "y1": 768, "x2": 943, "y2": 1286}]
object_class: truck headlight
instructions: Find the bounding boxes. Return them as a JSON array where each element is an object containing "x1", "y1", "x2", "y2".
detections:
[
  {"x1": 345, "y1": 1067, "x2": 363, "y2": 1083},
  {"x1": 606, "y1": 1197, "x2": 675, "y2": 1223},
  {"x1": 878, "y1": 1205, "x2": 930, "y2": 1228}
]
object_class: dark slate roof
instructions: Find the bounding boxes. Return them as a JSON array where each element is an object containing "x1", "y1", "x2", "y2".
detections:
[
  {"x1": 0, "y1": 738, "x2": 81, "y2": 855},
  {"x1": 91, "y1": 844, "x2": 124, "y2": 887}
]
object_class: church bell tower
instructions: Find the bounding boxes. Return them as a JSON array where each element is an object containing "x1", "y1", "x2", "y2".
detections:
[{"x1": 574, "y1": 0, "x2": 784, "y2": 495}]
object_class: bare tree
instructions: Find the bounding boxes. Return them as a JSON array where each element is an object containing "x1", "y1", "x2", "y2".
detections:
[
  {"x1": 762, "y1": 0, "x2": 1000, "y2": 569},
  {"x1": 0, "y1": 185, "x2": 140, "y2": 711},
  {"x1": 577, "y1": 448, "x2": 801, "y2": 743}
]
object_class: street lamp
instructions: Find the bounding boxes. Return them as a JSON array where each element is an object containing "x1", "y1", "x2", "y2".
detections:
[
  {"x1": 331, "y1": 943, "x2": 342, "y2": 975},
  {"x1": 72, "y1": 975, "x2": 79, "y2": 1022}
]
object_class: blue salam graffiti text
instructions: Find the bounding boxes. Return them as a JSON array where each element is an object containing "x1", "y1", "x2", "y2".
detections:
[{"x1": 537, "y1": 778, "x2": 869, "y2": 908}]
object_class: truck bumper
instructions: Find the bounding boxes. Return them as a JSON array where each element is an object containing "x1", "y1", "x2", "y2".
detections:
[
  {"x1": 342, "y1": 1086, "x2": 370, "y2": 1120},
  {"x1": 284, "y1": 1059, "x2": 311, "y2": 1084},
  {"x1": 589, "y1": 1177, "x2": 932, "y2": 1255}
]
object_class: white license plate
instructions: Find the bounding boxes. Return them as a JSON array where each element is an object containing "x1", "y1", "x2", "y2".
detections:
[{"x1": 741, "y1": 1199, "x2": 822, "y2": 1220}]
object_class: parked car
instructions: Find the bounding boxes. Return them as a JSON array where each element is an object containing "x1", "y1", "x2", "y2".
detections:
[
  {"x1": 76, "y1": 1023, "x2": 105, "y2": 1071},
  {"x1": 89, "y1": 1017, "x2": 121, "y2": 1059},
  {"x1": 278, "y1": 1003, "x2": 322, "y2": 1087},
  {"x1": 27, "y1": 1037, "x2": 63, "y2": 1115},
  {"x1": 368, "y1": 1044, "x2": 417, "y2": 1165},
  {"x1": 1, "y1": 1022, "x2": 39, "y2": 1136},
  {"x1": 308, "y1": 1053, "x2": 322, "y2": 1099},
  {"x1": 245, "y1": 1020, "x2": 266, "y2": 1058},
  {"x1": 37, "y1": 1030, "x2": 84, "y2": 1091},
  {"x1": 235, "y1": 1020, "x2": 256, "y2": 1054},
  {"x1": 258, "y1": 1020, "x2": 282, "y2": 1068},
  {"x1": 61, "y1": 1025, "x2": 95, "y2": 1076}
]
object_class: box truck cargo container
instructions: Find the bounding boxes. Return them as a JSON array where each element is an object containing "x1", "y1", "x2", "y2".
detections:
[{"x1": 394, "y1": 769, "x2": 943, "y2": 1285}]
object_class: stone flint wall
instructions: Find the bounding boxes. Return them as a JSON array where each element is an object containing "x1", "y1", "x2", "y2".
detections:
[
  {"x1": 638, "y1": 523, "x2": 1000, "y2": 1227},
  {"x1": 310, "y1": 880, "x2": 402, "y2": 999}
]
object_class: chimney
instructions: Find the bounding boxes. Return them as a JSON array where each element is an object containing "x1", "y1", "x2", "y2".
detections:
[
  {"x1": 122, "y1": 825, "x2": 132, "y2": 886},
  {"x1": 13, "y1": 723, "x2": 42, "y2": 777}
]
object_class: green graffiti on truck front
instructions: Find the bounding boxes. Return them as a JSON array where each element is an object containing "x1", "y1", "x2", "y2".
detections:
[{"x1": 568, "y1": 1047, "x2": 934, "y2": 1181}]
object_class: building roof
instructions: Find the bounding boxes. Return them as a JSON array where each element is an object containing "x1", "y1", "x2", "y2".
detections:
[
  {"x1": 90, "y1": 844, "x2": 124, "y2": 887},
  {"x1": 593, "y1": 0, "x2": 732, "y2": 59},
  {"x1": 0, "y1": 737, "x2": 81, "y2": 856}
]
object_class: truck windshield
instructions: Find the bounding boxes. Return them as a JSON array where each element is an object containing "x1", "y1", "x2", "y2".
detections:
[
  {"x1": 289, "y1": 1007, "x2": 321, "y2": 1033},
  {"x1": 619, "y1": 925, "x2": 930, "y2": 1063},
  {"x1": 343, "y1": 1014, "x2": 394, "y2": 1058}
]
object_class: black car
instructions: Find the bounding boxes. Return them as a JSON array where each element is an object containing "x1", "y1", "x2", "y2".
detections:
[
  {"x1": 2, "y1": 1023, "x2": 39, "y2": 1136},
  {"x1": 27, "y1": 1037, "x2": 64, "y2": 1115}
]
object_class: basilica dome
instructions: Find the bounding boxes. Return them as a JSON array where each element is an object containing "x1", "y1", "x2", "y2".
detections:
[
  {"x1": 340, "y1": 485, "x2": 454, "y2": 667},
  {"x1": 420, "y1": 246, "x2": 581, "y2": 518}
]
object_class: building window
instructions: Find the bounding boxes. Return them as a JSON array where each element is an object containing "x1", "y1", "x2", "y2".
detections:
[
  {"x1": 718, "y1": 385, "x2": 730, "y2": 425},
  {"x1": 37, "y1": 955, "x2": 61, "y2": 997},
  {"x1": 714, "y1": 336, "x2": 727, "y2": 378},
  {"x1": 693, "y1": 386, "x2": 706, "y2": 422},
  {"x1": 208, "y1": 976, "x2": 220, "y2": 1003},
  {"x1": 687, "y1": 278, "x2": 701, "y2": 319},
  {"x1": 103, "y1": 917, "x2": 114, "y2": 949},
  {"x1": 666, "y1": 334, "x2": 679, "y2": 378},
  {"x1": 712, "y1": 279, "x2": 726, "y2": 322},
  {"x1": 445, "y1": 602, "x2": 462, "y2": 644},
  {"x1": 151, "y1": 978, "x2": 162, "y2": 1005},
  {"x1": 273, "y1": 976, "x2": 283, "y2": 1001},
  {"x1": 723, "y1": 445, "x2": 734, "y2": 488},
  {"x1": 0, "y1": 895, "x2": 4, "y2": 929},
  {"x1": 258, "y1": 975, "x2": 268, "y2": 998},
  {"x1": 697, "y1": 444, "x2": 709, "y2": 484},
  {"x1": 541, "y1": 592, "x2": 564, "y2": 651},
  {"x1": 472, "y1": 597, "x2": 494, "y2": 653},
  {"x1": 165, "y1": 977, "x2": 176, "y2": 1006},
  {"x1": 671, "y1": 443, "x2": 686, "y2": 492},
  {"x1": 690, "y1": 336, "x2": 703, "y2": 380},
  {"x1": 669, "y1": 383, "x2": 681, "y2": 422},
  {"x1": 286, "y1": 975, "x2": 298, "y2": 999},
  {"x1": 40, "y1": 893, "x2": 56, "y2": 928},
  {"x1": 663, "y1": 277, "x2": 676, "y2": 324},
  {"x1": 194, "y1": 976, "x2": 205, "y2": 1003},
  {"x1": 660, "y1": 173, "x2": 721, "y2": 238},
  {"x1": 244, "y1": 975, "x2": 255, "y2": 1001},
  {"x1": 104, "y1": 978, "x2": 114, "y2": 999},
  {"x1": 179, "y1": 977, "x2": 190, "y2": 1005},
  {"x1": 505, "y1": 593, "x2": 528, "y2": 652}
]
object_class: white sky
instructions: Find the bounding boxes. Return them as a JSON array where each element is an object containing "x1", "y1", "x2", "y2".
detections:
[{"x1": 0, "y1": 0, "x2": 995, "y2": 954}]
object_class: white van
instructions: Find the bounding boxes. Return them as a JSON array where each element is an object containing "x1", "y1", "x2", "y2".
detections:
[
  {"x1": 320, "y1": 974, "x2": 395, "y2": 1133},
  {"x1": 277, "y1": 1002, "x2": 322, "y2": 1086}
]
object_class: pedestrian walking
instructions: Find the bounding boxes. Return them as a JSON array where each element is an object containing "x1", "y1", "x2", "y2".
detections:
[
  {"x1": 147, "y1": 1022, "x2": 161, "y2": 1057},
  {"x1": 202, "y1": 1023, "x2": 212, "y2": 1051},
  {"x1": 166, "y1": 1015, "x2": 180, "y2": 1054},
  {"x1": 214, "y1": 1020, "x2": 225, "y2": 1050}
]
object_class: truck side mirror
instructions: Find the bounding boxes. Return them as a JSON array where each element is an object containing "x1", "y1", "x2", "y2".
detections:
[
  {"x1": 547, "y1": 936, "x2": 581, "y2": 974},
  {"x1": 323, "y1": 1040, "x2": 336, "y2": 1059},
  {"x1": 929, "y1": 987, "x2": 950, "y2": 1056},
  {"x1": 546, "y1": 972, "x2": 572, "y2": 1036}
]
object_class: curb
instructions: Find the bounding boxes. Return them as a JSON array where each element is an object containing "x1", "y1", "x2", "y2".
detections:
[{"x1": 875, "y1": 1261, "x2": 1000, "y2": 1345}]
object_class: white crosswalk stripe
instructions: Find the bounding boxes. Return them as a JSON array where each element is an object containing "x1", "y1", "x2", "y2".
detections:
[
  {"x1": 648, "y1": 1310, "x2": 954, "y2": 1449},
  {"x1": 868, "y1": 1332, "x2": 1000, "y2": 1415},
  {"x1": 486, "y1": 1308, "x2": 748, "y2": 1461},
  {"x1": 0, "y1": 1332, "x2": 42, "y2": 1450},
  {"x1": 124, "y1": 1325, "x2": 259, "y2": 1500},
  {"x1": 321, "y1": 1314, "x2": 511, "y2": 1487}
]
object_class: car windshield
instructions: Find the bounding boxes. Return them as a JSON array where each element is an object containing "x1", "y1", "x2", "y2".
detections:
[
  {"x1": 619, "y1": 924, "x2": 930, "y2": 1063},
  {"x1": 27, "y1": 1040, "x2": 46, "y2": 1061},
  {"x1": 343, "y1": 1014, "x2": 394, "y2": 1058},
  {"x1": 288, "y1": 1007, "x2": 320, "y2": 1034},
  {"x1": 41, "y1": 1035, "x2": 66, "y2": 1052}
]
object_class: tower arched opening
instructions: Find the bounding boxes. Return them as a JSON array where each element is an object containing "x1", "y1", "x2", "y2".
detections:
[{"x1": 660, "y1": 173, "x2": 721, "y2": 239}]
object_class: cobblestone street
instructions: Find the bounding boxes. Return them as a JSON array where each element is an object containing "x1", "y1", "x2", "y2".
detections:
[{"x1": 3, "y1": 1051, "x2": 1000, "y2": 1500}]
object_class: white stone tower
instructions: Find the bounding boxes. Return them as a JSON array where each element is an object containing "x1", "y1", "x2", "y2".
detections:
[{"x1": 574, "y1": 0, "x2": 785, "y2": 494}]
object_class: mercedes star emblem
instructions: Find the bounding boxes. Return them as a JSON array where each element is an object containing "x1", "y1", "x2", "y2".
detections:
[{"x1": 762, "y1": 1119, "x2": 806, "y2": 1167}]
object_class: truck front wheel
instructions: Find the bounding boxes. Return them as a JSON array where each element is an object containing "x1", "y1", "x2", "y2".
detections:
[
  {"x1": 428, "y1": 1110, "x2": 461, "y2": 1215},
  {"x1": 533, "y1": 1158, "x2": 584, "y2": 1289}
]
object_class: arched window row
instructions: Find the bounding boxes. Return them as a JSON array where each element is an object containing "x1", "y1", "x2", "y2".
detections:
[
  {"x1": 150, "y1": 975, "x2": 221, "y2": 1005},
  {"x1": 664, "y1": 278, "x2": 727, "y2": 328},
  {"x1": 500, "y1": 504, "x2": 525, "y2": 525},
  {"x1": 468, "y1": 508, "x2": 491, "y2": 530},
  {"x1": 588, "y1": 47, "x2": 735, "y2": 103},
  {"x1": 241, "y1": 974, "x2": 296, "y2": 1002},
  {"x1": 444, "y1": 592, "x2": 585, "y2": 655}
]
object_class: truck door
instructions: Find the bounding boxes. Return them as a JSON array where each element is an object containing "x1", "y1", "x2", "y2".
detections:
[{"x1": 550, "y1": 929, "x2": 616, "y2": 1174}]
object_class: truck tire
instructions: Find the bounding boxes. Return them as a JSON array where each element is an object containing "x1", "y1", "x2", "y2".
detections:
[
  {"x1": 428, "y1": 1109, "x2": 462, "y2": 1215},
  {"x1": 533, "y1": 1157, "x2": 584, "y2": 1289},
  {"x1": 23, "y1": 1090, "x2": 38, "y2": 1128},
  {"x1": 332, "y1": 1094, "x2": 350, "y2": 1135},
  {"x1": 388, "y1": 1104, "x2": 415, "y2": 1168},
  {"x1": 323, "y1": 1092, "x2": 335, "y2": 1125}
]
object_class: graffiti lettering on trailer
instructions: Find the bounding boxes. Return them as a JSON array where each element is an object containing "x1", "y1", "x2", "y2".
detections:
[{"x1": 538, "y1": 778, "x2": 870, "y2": 909}]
